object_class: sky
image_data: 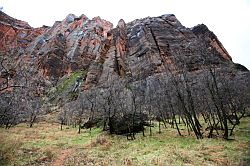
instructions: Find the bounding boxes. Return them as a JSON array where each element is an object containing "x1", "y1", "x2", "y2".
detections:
[{"x1": 1, "y1": 0, "x2": 250, "y2": 69}]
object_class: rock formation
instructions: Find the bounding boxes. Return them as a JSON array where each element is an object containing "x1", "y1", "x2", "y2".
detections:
[
  {"x1": 0, "y1": 11, "x2": 47, "y2": 54},
  {"x1": 0, "y1": 11, "x2": 249, "y2": 105}
]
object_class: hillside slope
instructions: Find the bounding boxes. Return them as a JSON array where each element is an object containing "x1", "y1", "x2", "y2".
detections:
[{"x1": 0, "y1": 11, "x2": 249, "y2": 137}]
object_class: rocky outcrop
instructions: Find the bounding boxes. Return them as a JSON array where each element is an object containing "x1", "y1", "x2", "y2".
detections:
[
  {"x1": 191, "y1": 24, "x2": 232, "y2": 61},
  {"x1": 0, "y1": 11, "x2": 248, "y2": 95},
  {"x1": 23, "y1": 14, "x2": 113, "y2": 85},
  {"x1": 98, "y1": 14, "x2": 236, "y2": 83},
  {"x1": 0, "y1": 11, "x2": 47, "y2": 54}
]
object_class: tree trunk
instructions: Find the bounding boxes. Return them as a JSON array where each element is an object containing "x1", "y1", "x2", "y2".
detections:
[
  {"x1": 149, "y1": 119, "x2": 152, "y2": 136},
  {"x1": 61, "y1": 121, "x2": 63, "y2": 131},
  {"x1": 78, "y1": 120, "x2": 81, "y2": 134},
  {"x1": 158, "y1": 121, "x2": 161, "y2": 133}
]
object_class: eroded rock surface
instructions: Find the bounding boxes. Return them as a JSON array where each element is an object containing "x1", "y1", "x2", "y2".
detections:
[
  {"x1": 0, "y1": 11, "x2": 248, "y2": 94},
  {"x1": 0, "y1": 11, "x2": 48, "y2": 54}
]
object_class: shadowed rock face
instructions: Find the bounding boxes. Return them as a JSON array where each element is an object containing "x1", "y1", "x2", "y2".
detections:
[
  {"x1": 0, "y1": 12, "x2": 248, "y2": 91},
  {"x1": 93, "y1": 14, "x2": 238, "y2": 86},
  {"x1": 191, "y1": 24, "x2": 232, "y2": 61}
]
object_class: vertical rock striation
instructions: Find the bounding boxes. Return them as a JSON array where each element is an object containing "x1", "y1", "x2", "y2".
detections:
[{"x1": 0, "y1": 11, "x2": 248, "y2": 94}]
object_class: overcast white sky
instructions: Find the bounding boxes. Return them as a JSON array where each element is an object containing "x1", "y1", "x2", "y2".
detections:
[{"x1": 1, "y1": 0, "x2": 250, "y2": 69}]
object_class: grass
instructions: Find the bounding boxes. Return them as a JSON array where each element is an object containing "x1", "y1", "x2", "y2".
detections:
[
  {"x1": 56, "y1": 70, "x2": 85, "y2": 94},
  {"x1": 46, "y1": 69, "x2": 86, "y2": 104},
  {"x1": 0, "y1": 123, "x2": 100, "y2": 166},
  {"x1": 0, "y1": 117, "x2": 249, "y2": 166}
]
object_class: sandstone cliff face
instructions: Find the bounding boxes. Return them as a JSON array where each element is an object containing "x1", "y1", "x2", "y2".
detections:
[
  {"x1": 0, "y1": 11, "x2": 47, "y2": 54},
  {"x1": 0, "y1": 12, "x2": 248, "y2": 94},
  {"x1": 89, "y1": 14, "x2": 237, "y2": 87},
  {"x1": 191, "y1": 24, "x2": 232, "y2": 61},
  {"x1": 23, "y1": 14, "x2": 113, "y2": 85}
]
